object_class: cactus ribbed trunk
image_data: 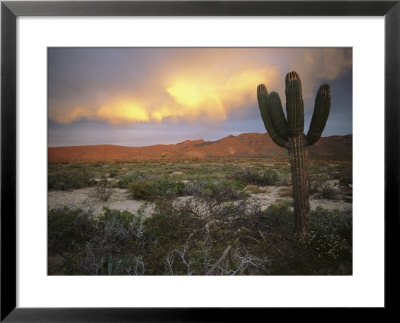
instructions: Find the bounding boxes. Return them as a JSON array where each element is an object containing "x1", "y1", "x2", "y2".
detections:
[
  {"x1": 288, "y1": 134, "x2": 310, "y2": 236},
  {"x1": 257, "y1": 71, "x2": 330, "y2": 237}
]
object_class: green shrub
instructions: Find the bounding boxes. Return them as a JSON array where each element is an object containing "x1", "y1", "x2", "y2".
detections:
[
  {"x1": 231, "y1": 168, "x2": 286, "y2": 186},
  {"x1": 48, "y1": 207, "x2": 96, "y2": 251},
  {"x1": 127, "y1": 176, "x2": 186, "y2": 200},
  {"x1": 48, "y1": 159, "x2": 353, "y2": 276},
  {"x1": 127, "y1": 181, "x2": 154, "y2": 200},
  {"x1": 107, "y1": 255, "x2": 145, "y2": 275},
  {"x1": 151, "y1": 176, "x2": 186, "y2": 197},
  {"x1": 186, "y1": 179, "x2": 245, "y2": 201},
  {"x1": 320, "y1": 185, "x2": 338, "y2": 200},
  {"x1": 117, "y1": 173, "x2": 142, "y2": 188},
  {"x1": 258, "y1": 200, "x2": 294, "y2": 231},
  {"x1": 296, "y1": 207, "x2": 352, "y2": 269},
  {"x1": 98, "y1": 207, "x2": 140, "y2": 230},
  {"x1": 310, "y1": 207, "x2": 352, "y2": 245},
  {"x1": 266, "y1": 200, "x2": 292, "y2": 217},
  {"x1": 48, "y1": 169, "x2": 95, "y2": 190},
  {"x1": 49, "y1": 207, "x2": 145, "y2": 275}
]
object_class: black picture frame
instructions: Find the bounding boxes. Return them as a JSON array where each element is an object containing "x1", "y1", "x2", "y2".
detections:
[{"x1": 1, "y1": 1, "x2": 399, "y2": 321}]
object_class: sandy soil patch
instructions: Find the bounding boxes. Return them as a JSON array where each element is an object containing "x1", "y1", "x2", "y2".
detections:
[
  {"x1": 247, "y1": 186, "x2": 283, "y2": 210},
  {"x1": 48, "y1": 184, "x2": 351, "y2": 218},
  {"x1": 309, "y1": 198, "x2": 352, "y2": 211},
  {"x1": 247, "y1": 186, "x2": 352, "y2": 212},
  {"x1": 48, "y1": 188, "x2": 154, "y2": 217}
]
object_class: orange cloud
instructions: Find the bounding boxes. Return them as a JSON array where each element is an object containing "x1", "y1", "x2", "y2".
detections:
[
  {"x1": 96, "y1": 101, "x2": 149, "y2": 124},
  {"x1": 51, "y1": 64, "x2": 280, "y2": 125},
  {"x1": 49, "y1": 48, "x2": 351, "y2": 125}
]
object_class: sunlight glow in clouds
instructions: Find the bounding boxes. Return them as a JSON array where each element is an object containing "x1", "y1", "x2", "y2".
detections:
[
  {"x1": 51, "y1": 64, "x2": 280, "y2": 125},
  {"x1": 49, "y1": 48, "x2": 352, "y2": 136}
]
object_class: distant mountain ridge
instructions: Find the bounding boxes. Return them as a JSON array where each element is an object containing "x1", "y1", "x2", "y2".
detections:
[{"x1": 48, "y1": 133, "x2": 352, "y2": 162}]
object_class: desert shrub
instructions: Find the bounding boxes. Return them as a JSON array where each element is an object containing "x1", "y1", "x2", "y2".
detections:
[
  {"x1": 230, "y1": 168, "x2": 286, "y2": 186},
  {"x1": 253, "y1": 204, "x2": 352, "y2": 275},
  {"x1": 90, "y1": 162, "x2": 104, "y2": 168},
  {"x1": 339, "y1": 175, "x2": 352, "y2": 187},
  {"x1": 309, "y1": 207, "x2": 352, "y2": 246},
  {"x1": 94, "y1": 179, "x2": 112, "y2": 201},
  {"x1": 117, "y1": 173, "x2": 142, "y2": 188},
  {"x1": 142, "y1": 201, "x2": 204, "y2": 274},
  {"x1": 142, "y1": 198, "x2": 268, "y2": 275},
  {"x1": 257, "y1": 200, "x2": 294, "y2": 232},
  {"x1": 309, "y1": 180, "x2": 320, "y2": 195},
  {"x1": 128, "y1": 176, "x2": 186, "y2": 200},
  {"x1": 151, "y1": 176, "x2": 186, "y2": 197},
  {"x1": 289, "y1": 207, "x2": 352, "y2": 274},
  {"x1": 98, "y1": 207, "x2": 141, "y2": 230},
  {"x1": 243, "y1": 185, "x2": 260, "y2": 194},
  {"x1": 107, "y1": 255, "x2": 145, "y2": 275},
  {"x1": 48, "y1": 158, "x2": 353, "y2": 276},
  {"x1": 48, "y1": 168, "x2": 95, "y2": 190},
  {"x1": 266, "y1": 200, "x2": 292, "y2": 217},
  {"x1": 320, "y1": 185, "x2": 338, "y2": 200},
  {"x1": 48, "y1": 207, "x2": 96, "y2": 252},
  {"x1": 48, "y1": 207, "x2": 146, "y2": 275},
  {"x1": 66, "y1": 163, "x2": 86, "y2": 169},
  {"x1": 128, "y1": 181, "x2": 154, "y2": 200},
  {"x1": 185, "y1": 179, "x2": 245, "y2": 202}
]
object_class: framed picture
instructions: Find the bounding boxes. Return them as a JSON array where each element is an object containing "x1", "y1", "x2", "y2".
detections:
[{"x1": 1, "y1": 0, "x2": 398, "y2": 321}]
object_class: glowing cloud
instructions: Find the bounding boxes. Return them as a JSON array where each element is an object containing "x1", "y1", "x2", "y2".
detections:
[
  {"x1": 166, "y1": 80, "x2": 216, "y2": 107},
  {"x1": 51, "y1": 65, "x2": 280, "y2": 125},
  {"x1": 96, "y1": 101, "x2": 149, "y2": 125},
  {"x1": 49, "y1": 48, "x2": 351, "y2": 126}
]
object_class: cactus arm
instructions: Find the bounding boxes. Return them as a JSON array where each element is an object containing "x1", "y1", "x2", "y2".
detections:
[
  {"x1": 285, "y1": 71, "x2": 302, "y2": 93},
  {"x1": 285, "y1": 78, "x2": 304, "y2": 137},
  {"x1": 268, "y1": 92, "x2": 289, "y2": 139},
  {"x1": 306, "y1": 84, "x2": 331, "y2": 145},
  {"x1": 257, "y1": 84, "x2": 288, "y2": 148},
  {"x1": 256, "y1": 71, "x2": 330, "y2": 237}
]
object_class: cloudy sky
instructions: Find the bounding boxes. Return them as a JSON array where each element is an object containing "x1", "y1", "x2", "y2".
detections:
[{"x1": 48, "y1": 47, "x2": 352, "y2": 147}]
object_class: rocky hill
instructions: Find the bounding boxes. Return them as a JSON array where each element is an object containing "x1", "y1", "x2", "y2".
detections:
[{"x1": 49, "y1": 133, "x2": 352, "y2": 162}]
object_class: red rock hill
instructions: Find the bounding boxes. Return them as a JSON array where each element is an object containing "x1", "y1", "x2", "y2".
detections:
[{"x1": 48, "y1": 133, "x2": 352, "y2": 162}]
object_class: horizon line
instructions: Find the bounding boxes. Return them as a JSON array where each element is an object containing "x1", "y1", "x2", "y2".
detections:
[{"x1": 48, "y1": 132, "x2": 353, "y2": 149}]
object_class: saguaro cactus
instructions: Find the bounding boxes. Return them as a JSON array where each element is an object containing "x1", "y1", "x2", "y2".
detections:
[{"x1": 257, "y1": 71, "x2": 331, "y2": 236}]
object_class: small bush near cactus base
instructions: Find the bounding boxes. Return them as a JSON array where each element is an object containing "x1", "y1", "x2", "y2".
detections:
[
  {"x1": 292, "y1": 207, "x2": 352, "y2": 273},
  {"x1": 320, "y1": 185, "x2": 338, "y2": 200}
]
